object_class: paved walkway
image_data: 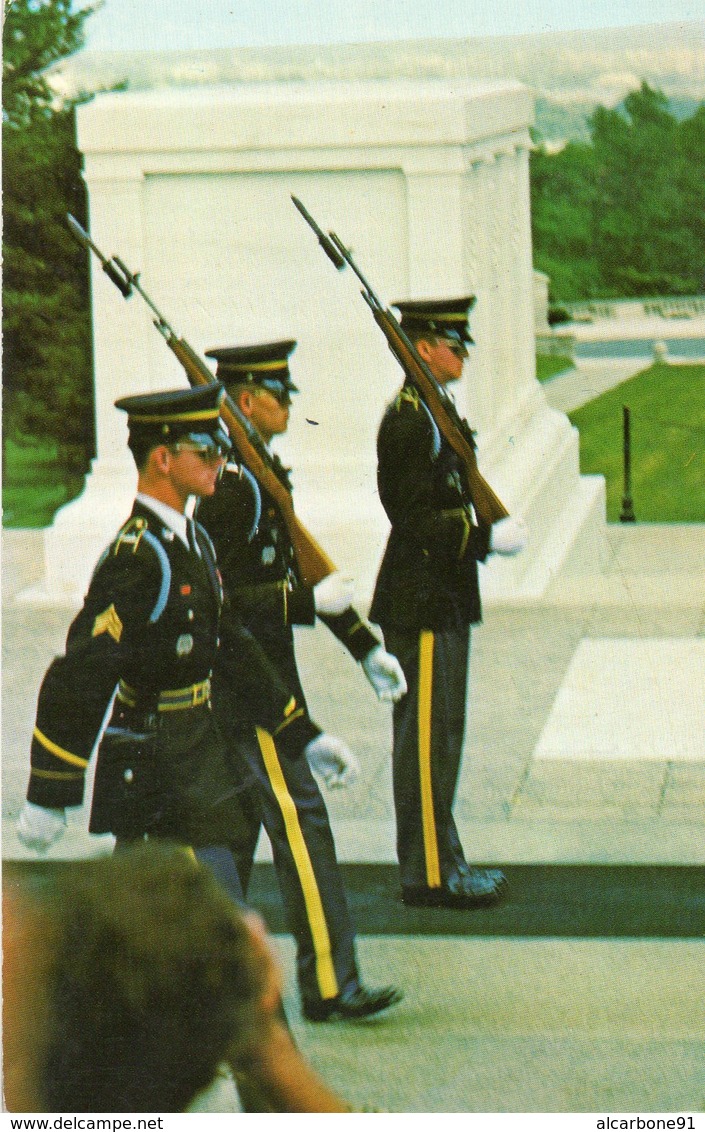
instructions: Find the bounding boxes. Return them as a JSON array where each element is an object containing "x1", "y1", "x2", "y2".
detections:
[
  {"x1": 239, "y1": 935, "x2": 705, "y2": 1112},
  {"x1": 4, "y1": 522, "x2": 704, "y2": 1114},
  {"x1": 5, "y1": 344, "x2": 703, "y2": 1114},
  {"x1": 541, "y1": 320, "x2": 705, "y2": 413},
  {"x1": 541, "y1": 358, "x2": 646, "y2": 414},
  {"x1": 3, "y1": 523, "x2": 704, "y2": 865}
]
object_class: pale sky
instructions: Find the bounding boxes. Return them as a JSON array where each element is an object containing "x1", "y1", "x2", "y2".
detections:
[{"x1": 82, "y1": 0, "x2": 705, "y2": 52}]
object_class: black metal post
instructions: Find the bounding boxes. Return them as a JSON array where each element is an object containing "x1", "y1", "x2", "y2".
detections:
[{"x1": 619, "y1": 404, "x2": 636, "y2": 522}]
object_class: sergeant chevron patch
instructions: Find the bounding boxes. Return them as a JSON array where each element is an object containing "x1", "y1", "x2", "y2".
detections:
[{"x1": 92, "y1": 603, "x2": 123, "y2": 643}]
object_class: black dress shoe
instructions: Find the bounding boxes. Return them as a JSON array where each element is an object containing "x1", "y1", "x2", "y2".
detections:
[
  {"x1": 402, "y1": 871, "x2": 504, "y2": 909},
  {"x1": 465, "y1": 865, "x2": 508, "y2": 891},
  {"x1": 302, "y1": 984, "x2": 403, "y2": 1023},
  {"x1": 457, "y1": 860, "x2": 508, "y2": 889}
]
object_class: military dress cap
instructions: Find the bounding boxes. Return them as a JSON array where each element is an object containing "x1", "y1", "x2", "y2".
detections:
[
  {"x1": 392, "y1": 296, "x2": 476, "y2": 344},
  {"x1": 205, "y1": 340, "x2": 299, "y2": 400},
  {"x1": 115, "y1": 383, "x2": 231, "y2": 452}
]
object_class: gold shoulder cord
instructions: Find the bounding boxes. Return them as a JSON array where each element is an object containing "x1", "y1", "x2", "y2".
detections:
[
  {"x1": 114, "y1": 516, "x2": 147, "y2": 555},
  {"x1": 394, "y1": 386, "x2": 420, "y2": 412}
]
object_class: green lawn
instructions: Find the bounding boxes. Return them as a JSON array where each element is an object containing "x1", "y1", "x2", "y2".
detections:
[
  {"x1": 4, "y1": 364, "x2": 704, "y2": 527},
  {"x1": 568, "y1": 362, "x2": 705, "y2": 522},
  {"x1": 2, "y1": 437, "x2": 87, "y2": 528},
  {"x1": 536, "y1": 354, "x2": 575, "y2": 383}
]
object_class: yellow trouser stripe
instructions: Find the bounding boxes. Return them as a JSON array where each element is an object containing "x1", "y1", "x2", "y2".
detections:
[
  {"x1": 33, "y1": 727, "x2": 89, "y2": 769},
  {"x1": 256, "y1": 726, "x2": 338, "y2": 1000},
  {"x1": 418, "y1": 631, "x2": 441, "y2": 888}
]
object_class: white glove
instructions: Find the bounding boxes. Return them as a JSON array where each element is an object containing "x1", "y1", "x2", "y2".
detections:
[
  {"x1": 305, "y1": 733, "x2": 361, "y2": 789},
  {"x1": 16, "y1": 800, "x2": 67, "y2": 853},
  {"x1": 313, "y1": 571, "x2": 355, "y2": 616},
  {"x1": 361, "y1": 645, "x2": 408, "y2": 703},
  {"x1": 490, "y1": 516, "x2": 528, "y2": 556}
]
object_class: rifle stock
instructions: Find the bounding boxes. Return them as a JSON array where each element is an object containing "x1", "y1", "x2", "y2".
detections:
[{"x1": 167, "y1": 338, "x2": 335, "y2": 586}]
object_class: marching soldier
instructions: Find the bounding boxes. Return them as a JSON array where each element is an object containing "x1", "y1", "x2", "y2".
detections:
[
  {"x1": 198, "y1": 339, "x2": 406, "y2": 1022},
  {"x1": 370, "y1": 298, "x2": 527, "y2": 909},
  {"x1": 16, "y1": 384, "x2": 306, "y2": 899}
]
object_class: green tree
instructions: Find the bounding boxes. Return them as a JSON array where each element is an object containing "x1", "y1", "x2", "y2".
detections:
[
  {"x1": 531, "y1": 138, "x2": 601, "y2": 301},
  {"x1": 2, "y1": 0, "x2": 98, "y2": 481},
  {"x1": 592, "y1": 84, "x2": 688, "y2": 295},
  {"x1": 674, "y1": 103, "x2": 705, "y2": 294},
  {"x1": 531, "y1": 82, "x2": 705, "y2": 301}
]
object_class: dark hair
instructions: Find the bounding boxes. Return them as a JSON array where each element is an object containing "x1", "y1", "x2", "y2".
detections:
[
  {"x1": 41, "y1": 845, "x2": 265, "y2": 1113},
  {"x1": 406, "y1": 328, "x2": 437, "y2": 346},
  {"x1": 126, "y1": 428, "x2": 159, "y2": 471},
  {"x1": 227, "y1": 381, "x2": 259, "y2": 402}
]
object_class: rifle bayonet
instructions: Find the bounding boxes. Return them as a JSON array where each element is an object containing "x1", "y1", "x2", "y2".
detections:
[
  {"x1": 290, "y1": 196, "x2": 346, "y2": 271},
  {"x1": 67, "y1": 214, "x2": 133, "y2": 298}
]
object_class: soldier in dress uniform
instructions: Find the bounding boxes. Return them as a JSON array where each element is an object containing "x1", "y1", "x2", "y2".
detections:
[
  {"x1": 370, "y1": 298, "x2": 527, "y2": 910},
  {"x1": 16, "y1": 383, "x2": 305, "y2": 899},
  {"x1": 197, "y1": 339, "x2": 406, "y2": 1022}
]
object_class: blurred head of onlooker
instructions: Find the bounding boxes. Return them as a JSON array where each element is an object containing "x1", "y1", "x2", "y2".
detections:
[
  {"x1": 3, "y1": 843, "x2": 349, "y2": 1114},
  {"x1": 3, "y1": 845, "x2": 271, "y2": 1112}
]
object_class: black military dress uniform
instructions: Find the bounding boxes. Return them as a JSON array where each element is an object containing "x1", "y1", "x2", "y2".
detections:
[
  {"x1": 26, "y1": 386, "x2": 256, "y2": 861},
  {"x1": 198, "y1": 341, "x2": 389, "y2": 1017},
  {"x1": 370, "y1": 298, "x2": 502, "y2": 907}
]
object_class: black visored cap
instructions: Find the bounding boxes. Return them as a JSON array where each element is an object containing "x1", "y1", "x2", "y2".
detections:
[
  {"x1": 115, "y1": 383, "x2": 230, "y2": 450},
  {"x1": 392, "y1": 296, "x2": 476, "y2": 344},
  {"x1": 205, "y1": 340, "x2": 299, "y2": 396}
]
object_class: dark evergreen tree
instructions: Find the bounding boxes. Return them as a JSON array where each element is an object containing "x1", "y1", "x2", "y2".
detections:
[
  {"x1": 3, "y1": 0, "x2": 97, "y2": 478},
  {"x1": 592, "y1": 84, "x2": 685, "y2": 296},
  {"x1": 530, "y1": 139, "x2": 600, "y2": 301},
  {"x1": 531, "y1": 82, "x2": 705, "y2": 302},
  {"x1": 674, "y1": 103, "x2": 705, "y2": 295}
]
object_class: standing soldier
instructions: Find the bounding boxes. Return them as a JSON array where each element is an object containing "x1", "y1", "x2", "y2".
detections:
[
  {"x1": 197, "y1": 339, "x2": 406, "y2": 1023},
  {"x1": 370, "y1": 298, "x2": 527, "y2": 909},
  {"x1": 16, "y1": 384, "x2": 294, "y2": 899}
]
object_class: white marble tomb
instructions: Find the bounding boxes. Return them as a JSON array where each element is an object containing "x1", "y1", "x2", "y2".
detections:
[{"x1": 26, "y1": 79, "x2": 606, "y2": 606}]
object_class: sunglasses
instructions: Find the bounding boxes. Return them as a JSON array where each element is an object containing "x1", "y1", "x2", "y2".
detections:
[
  {"x1": 171, "y1": 441, "x2": 229, "y2": 463},
  {"x1": 439, "y1": 338, "x2": 469, "y2": 359}
]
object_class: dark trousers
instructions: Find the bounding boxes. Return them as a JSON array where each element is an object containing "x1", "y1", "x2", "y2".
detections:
[
  {"x1": 229, "y1": 727, "x2": 359, "y2": 1007},
  {"x1": 386, "y1": 625, "x2": 472, "y2": 889}
]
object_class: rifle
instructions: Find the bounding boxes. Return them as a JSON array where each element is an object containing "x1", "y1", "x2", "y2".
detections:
[
  {"x1": 67, "y1": 213, "x2": 335, "y2": 586},
  {"x1": 291, "y1": 196, "x2": 508, "y2": 526}
]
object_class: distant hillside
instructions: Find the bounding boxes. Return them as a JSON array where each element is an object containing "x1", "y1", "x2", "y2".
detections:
[{"x1": 50, "y1": 20, "x2": 705, "y2": 143}]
